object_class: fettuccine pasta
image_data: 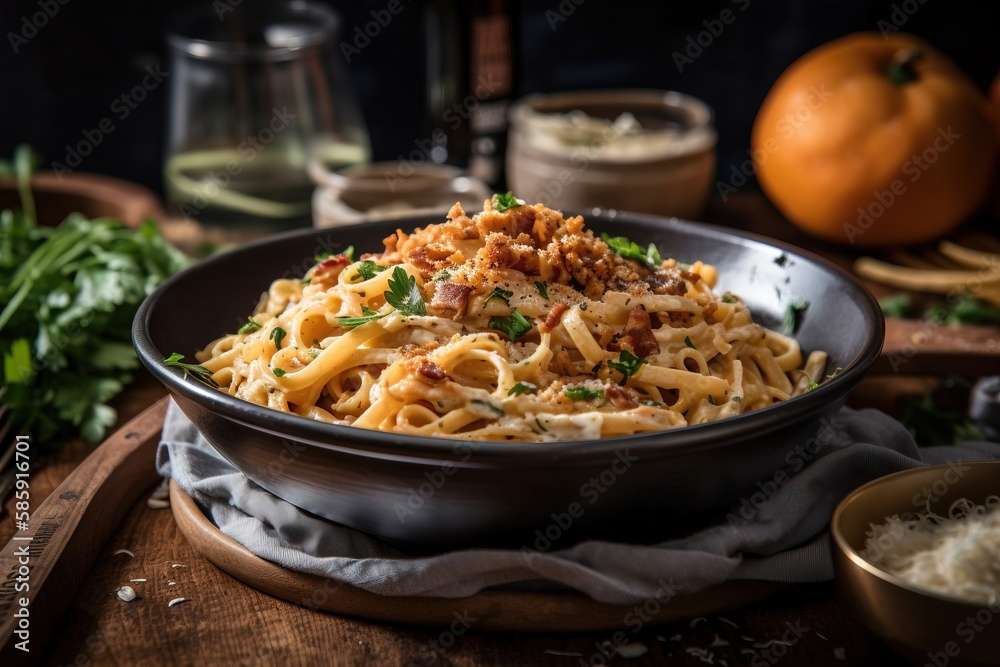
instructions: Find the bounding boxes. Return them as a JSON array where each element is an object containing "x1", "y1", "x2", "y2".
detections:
[{"x1": 193, "y1": 197, "x2": 827, "y2": 441}]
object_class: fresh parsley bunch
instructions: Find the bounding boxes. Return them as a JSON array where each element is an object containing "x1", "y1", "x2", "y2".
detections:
[{"x1": 0, "y1": 146, "x2": 189, "y2": 446}]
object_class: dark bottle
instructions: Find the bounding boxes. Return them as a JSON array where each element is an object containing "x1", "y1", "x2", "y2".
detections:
[{"x1": 424, "y1": 0, "x2": 517, "y2": 190}]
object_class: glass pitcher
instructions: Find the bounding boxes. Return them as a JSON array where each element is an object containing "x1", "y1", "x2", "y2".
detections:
[{"x1": 165, "y1": 1, "x2": 370, "y2": 239}]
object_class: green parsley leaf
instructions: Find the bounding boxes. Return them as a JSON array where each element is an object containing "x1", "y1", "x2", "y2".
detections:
[
  {"x1": 807, "y1": 381, "x2": 820, "y2": 391},
  {"x1": 600, "y1": 232, "x2": 662, "y2": 269},
  {"x1": 355, "y1": 259, "x2": 388, "y2": 282},
  {"x1": 336, "y1": 311, "x2": 389, "y2": 328},
  {"x1": 925, "y1": 298, "x2": 1000, "y2": 326},
  {"x1": 344, "y1": 246, "x2": 355, "y2": 262},
  {"x1": 782, "y1": 300, "x2": 810, "y2": 336},
  {"x1": 238, "y1": 317, "x2": 261, "y2": 334},
  {"x1": 269, "y1": 326, "x2": 287, "y2": 349},
  {"x1": 508, "y1": 381, "x2": 538, "y2": 396},
  {"x1": 470, "y1": 398, "x2": 505, "y2": 418},
  {"x1": 495, "y1": 191, "x2": 521, "y2": 212},
  {"x1": 432, "y1": 269, "x2": 451, "y2": 282},
  {"x1": 535, "y1": 281, "x2": 549, "y2": 300},
  {"x1": 684, "y1": 336, "x2": 695, "y2": 348},
  {"x1": 489, "y1": 310, "x2": 533, "y2": 341},
  {"x1": 721, "y1": 293, "x2": 736, "y2": 304},
  {"x1": 563, "y1": 387, "x2": 604, "y2": 401},
  {"x1": 163, "y1": 353, "x2": 220, "y2": 388},
  {"x1": 879, "y1": 294, "x2": 913, "y2": 319},
  {"x1": 273, "y1": 368, "x2": 286, "y2": 377},
  {"x1": 607, "y1": 350, "x2": 645, "y2": 384},
  {"x1": 384, "y1": 266, "x2": 426, "y2": 316},
  {"x1": 485, "y1": 287, "x2": 513, "y2": 307}
]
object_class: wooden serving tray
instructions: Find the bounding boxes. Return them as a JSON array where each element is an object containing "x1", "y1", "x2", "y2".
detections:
[{"x1": 169, "y1": 480, "x2": 783, "y2": 632}]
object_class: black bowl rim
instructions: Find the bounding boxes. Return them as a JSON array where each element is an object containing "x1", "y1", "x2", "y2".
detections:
[{"x1": 133, "y1": 209, "x2": 884, "y2": 464}]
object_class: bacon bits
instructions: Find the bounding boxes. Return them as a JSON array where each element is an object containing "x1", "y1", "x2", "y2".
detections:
[
  {"x1": 430, "y1": 283, "x2": 472, "y2": 319},
  {"x1": 621, "y1": 305, "x2": 660, "y2": 358},
  {"x1": 418, "y1": 362, "x2": 447, "y2": 381},
  {"x1": 539, "y1": 303, "x2": 569, "y2": 334},
  {"x1": 605, "y1": 386, "x2": 639, "y2": 410}
]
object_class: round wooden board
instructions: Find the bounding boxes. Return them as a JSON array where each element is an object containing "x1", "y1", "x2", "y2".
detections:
[{"x1": 170, "y1": 481, "x2": 786, "y2": 632}]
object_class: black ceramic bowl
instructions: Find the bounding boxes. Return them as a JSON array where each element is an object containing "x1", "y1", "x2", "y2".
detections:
[{"x1": 134, "y1": 211, "x2": 883, "y2": 548}]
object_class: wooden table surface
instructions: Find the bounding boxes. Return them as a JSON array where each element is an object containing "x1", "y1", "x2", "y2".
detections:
[{"x1": 6, "y1": 190, "x2": 989, "y2": 666}]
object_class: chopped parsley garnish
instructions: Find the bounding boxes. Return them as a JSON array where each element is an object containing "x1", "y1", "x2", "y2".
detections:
[
  {"x1": 489, "y1": 310, "x2": 533, "y2": 341},
  {"x1": 485, "y1": 287, "x2": 514, "y2": 307},
  {"x1": 600, "y1": 232, "x2": 662, "y2": 269},
  {"x1": 535, "y1": 281, "x2": 549, "y2": 300},
  {"x1": 684, "y1": 336, "x2": 695, "y2": 348},
  {"x1": 563, "y1": 387, "x2": 604, "y2": 401},
  {"x1": 508, "y1": 381, "x2": 538, "y2": 396},
  {"x1": 355, "y1": 259, "x2": 387, "y2": 282},
  {"x1": 782, "y1": 300, "x2": 810, "y2": 336},
  {"x1": 807, "y1": 381, "x2": 820, "y2": 391},
  {"x1": 238, "y1": 317, "x2": 261, "y2": 334},
  {"x1": 315, "y1": 246, "x2": 353, "y2": 263},
  {"x1": 471, "y1": 398, "x2": 505, "y2": 418},
  {"x1": 607, "y1": 350, "x2": 645, "y2": 384},
  {"x1": 495, "y1": 191, "x2": 521, "y2": 212},
  {"x1": 269, "y1": 326, "x2": 287, "y2": 349},
  {"x1": 336, "y1": 311, "x2": 388, "y2": 328},
  {"x1": 384, "y1": 266, "x2": 426, "y2": 316},
  {"x1": 721, "y1": 293, "x2": 736, "y2": 304},
  {"x1": 163, "y1": 353, "x2": 219, "y2": 388},
  {"x1": 273, "y1": 368, "x2": 286, "y2": 377},
  {"x1": 432, "y1": 269, "x2": 451, "y2": 282}
]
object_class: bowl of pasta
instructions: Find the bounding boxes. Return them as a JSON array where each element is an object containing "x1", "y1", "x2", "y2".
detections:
[{"x1": 134, "y1": 197, "x2": 883, "y2": 547}]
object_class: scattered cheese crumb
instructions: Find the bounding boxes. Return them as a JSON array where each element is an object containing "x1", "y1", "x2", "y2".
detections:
[
  {"x1": 616, "y1": 643, "x2": 648, "y2": 659},
  {"x1": 116, "y1": 586, "x2": 136, "y2": 601},
  {"x1": 167, "y1": 598, "x2": 190, "y2": 607},
  {"x1": 113, "y1": 549, "x2": 134, "y2": 558}
]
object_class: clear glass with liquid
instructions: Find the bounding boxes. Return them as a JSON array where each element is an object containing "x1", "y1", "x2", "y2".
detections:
[{"x1": 165, "y1": 2, "x2": 370, "y2": 242}]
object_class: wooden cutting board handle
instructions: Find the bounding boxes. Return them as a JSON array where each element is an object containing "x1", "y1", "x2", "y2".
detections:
[
  {"x1": 0, "y1": 397, "x2": 167, "y2": 663},
  {"x1": 874, "y1": 318, "x2": 1000, "y2": 377}
]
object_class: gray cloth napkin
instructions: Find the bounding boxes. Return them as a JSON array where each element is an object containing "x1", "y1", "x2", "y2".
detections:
[{"x1": 156, "y1": 399, "x2": 1000, "y2": 606}]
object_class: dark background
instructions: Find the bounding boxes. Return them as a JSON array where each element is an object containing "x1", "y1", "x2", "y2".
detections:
[{"x1": 0, "y1": 0, "x2": 997, "y2": 197}]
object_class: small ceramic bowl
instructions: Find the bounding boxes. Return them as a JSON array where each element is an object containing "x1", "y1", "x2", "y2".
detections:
[
  {"x1": 506, "y1": 89, "x2": 716, "y2": 219},
  {"x1": 831, "y1": 462, "x2": 1000, "y2": 666}
]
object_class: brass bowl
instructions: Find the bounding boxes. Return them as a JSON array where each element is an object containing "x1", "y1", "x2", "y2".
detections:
[{"x1": 831, "y1": 462, "x2": 1000, "y2": 665}]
